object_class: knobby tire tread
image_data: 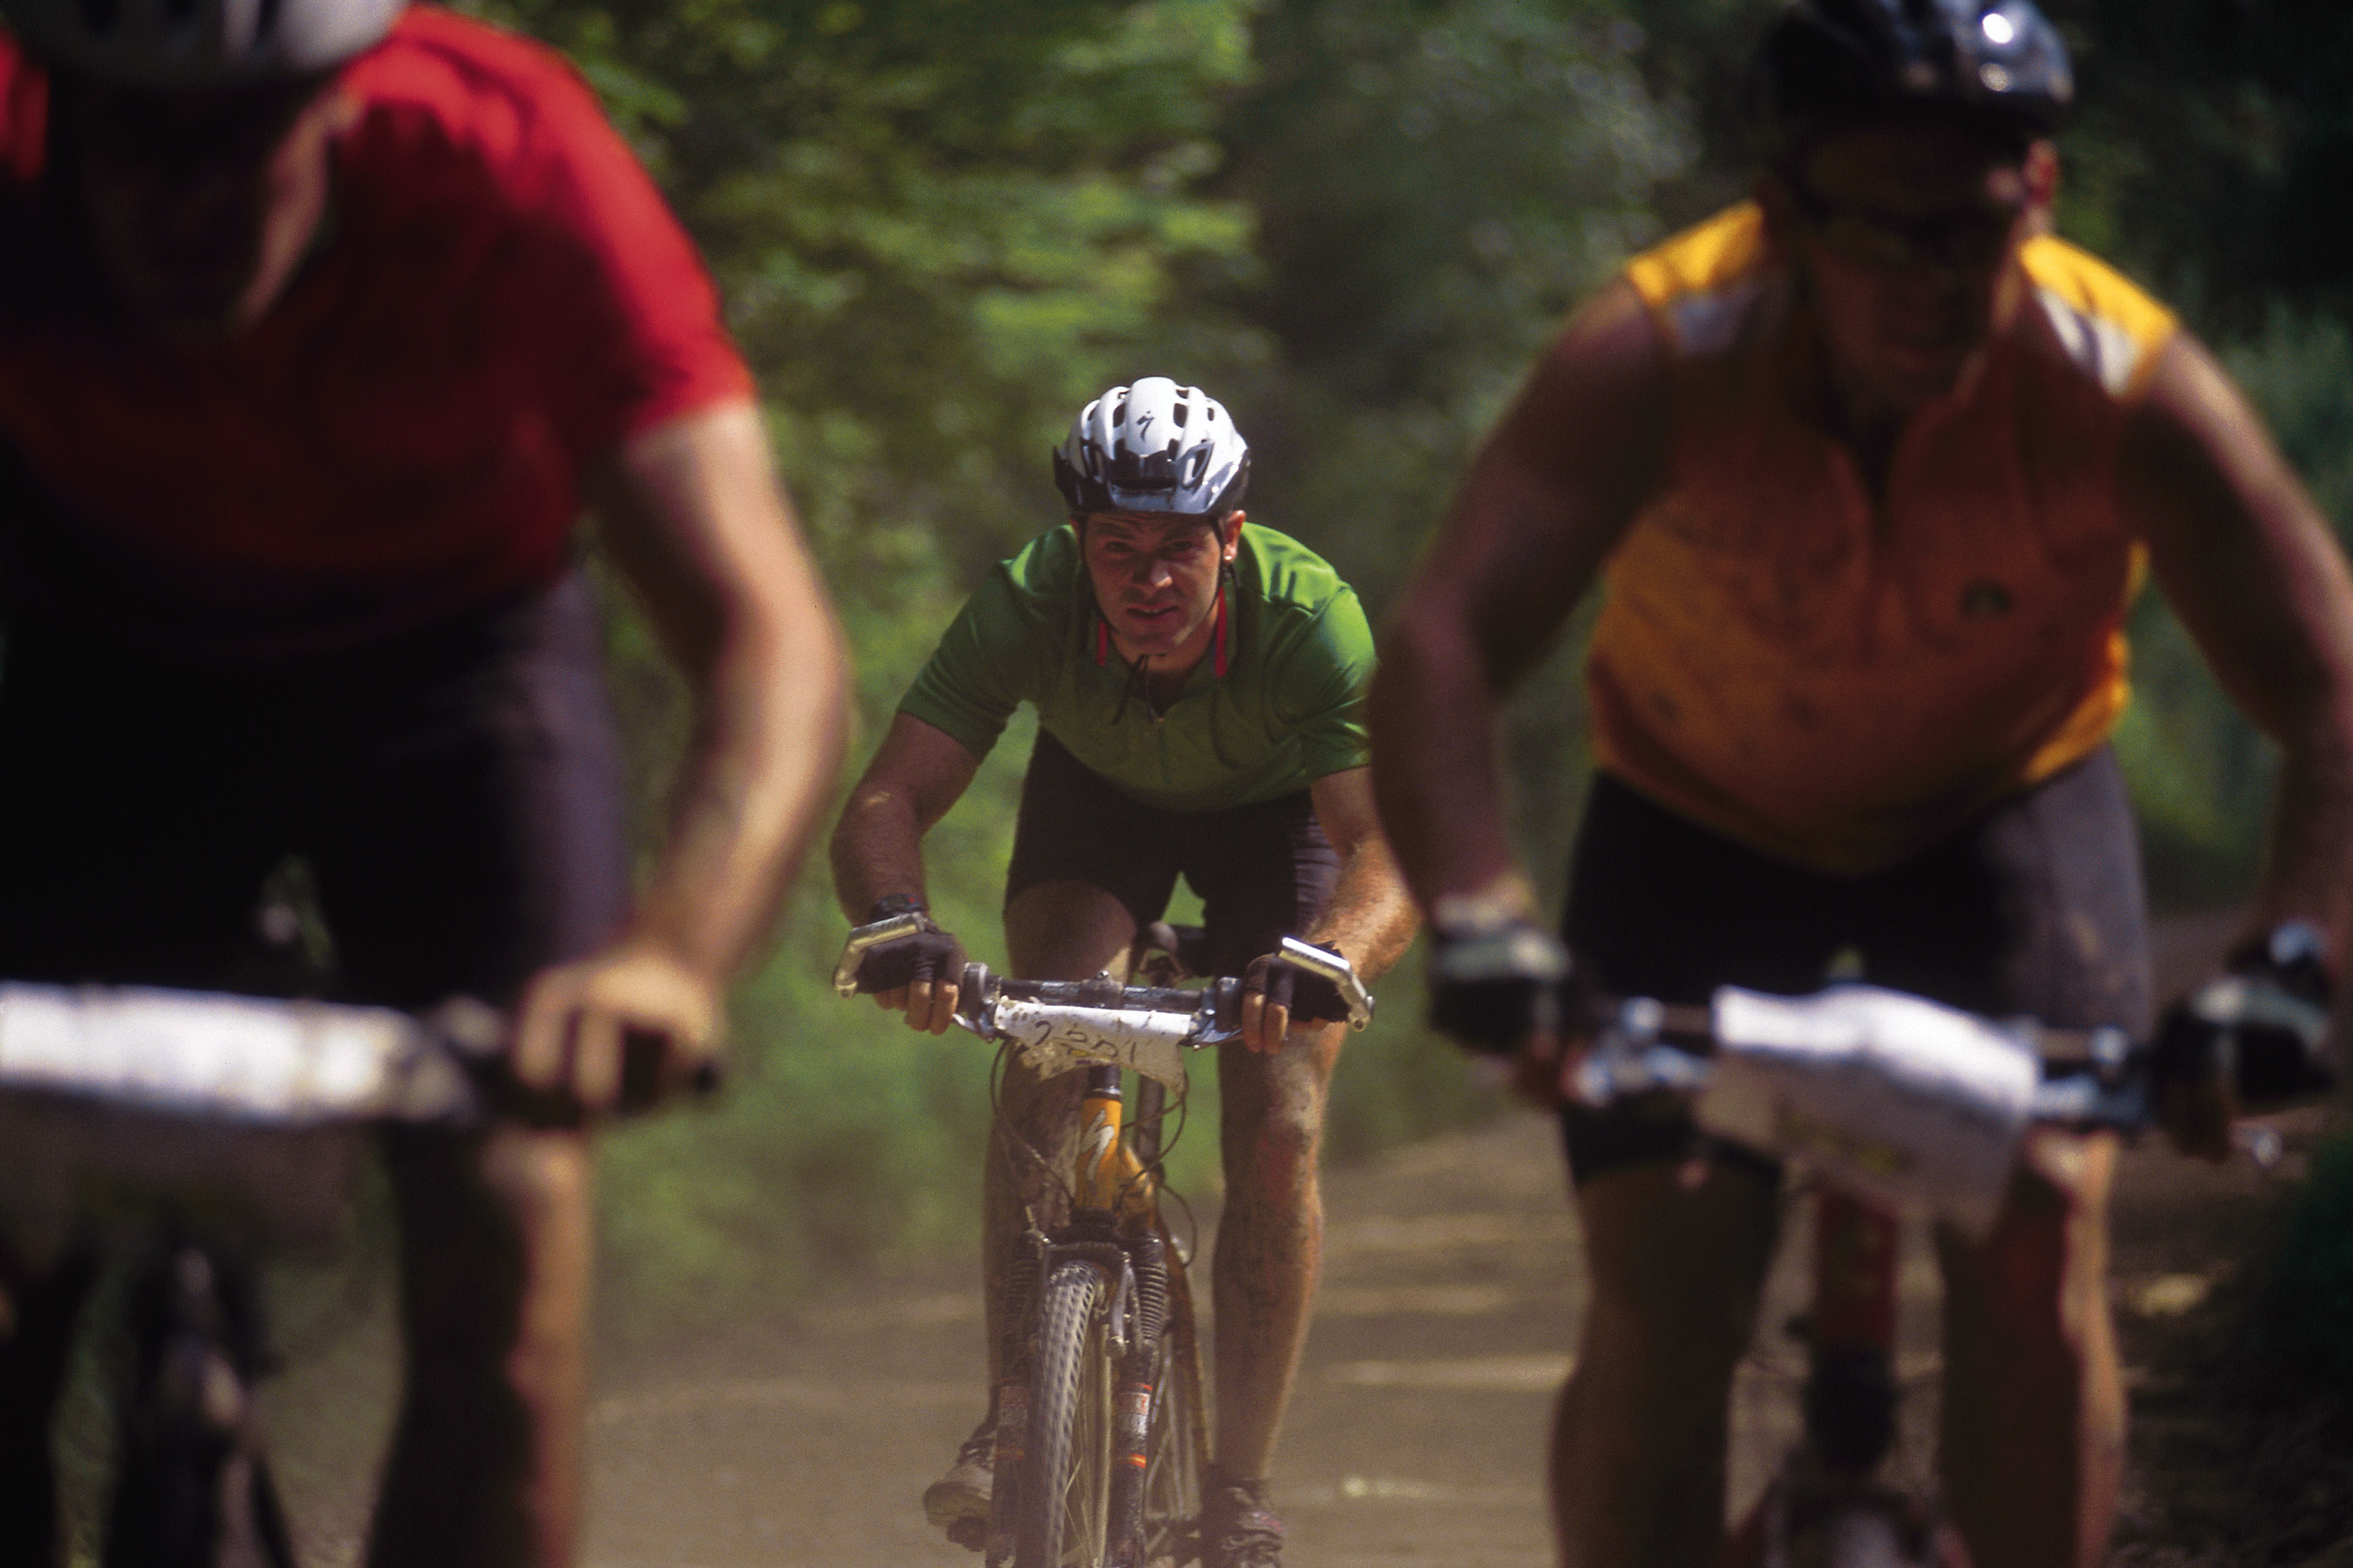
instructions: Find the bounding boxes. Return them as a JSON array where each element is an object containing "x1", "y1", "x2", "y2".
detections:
[{"x1": 1016, "y1": 1262, "x2": 1109, "y2": 1568}]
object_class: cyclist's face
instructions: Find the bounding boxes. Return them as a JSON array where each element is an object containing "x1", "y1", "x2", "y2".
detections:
[
  {"x1": 1079, "y1": 510, "x2": 1243, "y2": 664},
  {"x1": 68, "y1": 73, "x2": 347, "y2": 339},
  {"x1": 1770, "y1": 120, "x2": 2053, "y2": 412}
]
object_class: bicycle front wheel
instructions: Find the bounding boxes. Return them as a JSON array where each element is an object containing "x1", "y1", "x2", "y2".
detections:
[{"x1": 1016, "y1": 1260, "x2": 1115, "y2": 1568}]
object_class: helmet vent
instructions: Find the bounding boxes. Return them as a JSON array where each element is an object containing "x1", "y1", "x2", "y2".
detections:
[
  {"x1": 75, "y1": 0, "x2": 119, "y2": 35},
  {"x1": 257, "y1": 0, "x2": 284, "y2": 39},
  {"x1": 164, "y1": 0, "x2": 197, "y2": 24}
]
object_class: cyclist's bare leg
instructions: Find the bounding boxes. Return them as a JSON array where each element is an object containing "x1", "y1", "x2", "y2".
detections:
[
  {"x1": 1552, "y1": 1154, "x2": 1779, "y2": 1568},
  {"x1": 1935, "y1": 1128, "x2": 2121, "y2": 1568},
  {"x1": 984, "y1": 880, "x2": 1139, "y2": 1374},
  {"x1": 369, "y1": 1123, "x2": 593, "y2": 1568},
  {"x1": 1206, "y1": 1021, "x2": 1342, "y2": 1482}
]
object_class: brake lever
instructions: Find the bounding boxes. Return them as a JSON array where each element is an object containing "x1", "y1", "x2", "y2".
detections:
[
  {"x1": 947, "y1": 960, "x2": 1002, "y2": 1041},
  {"x1": 1180, "y1": 975, "x2": 1248, "y2": 1049}
]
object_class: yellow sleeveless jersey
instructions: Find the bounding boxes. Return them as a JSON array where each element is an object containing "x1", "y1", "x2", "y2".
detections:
[{"x1": 1588, "y1": 203, "x2": 2177, "y2": 873}]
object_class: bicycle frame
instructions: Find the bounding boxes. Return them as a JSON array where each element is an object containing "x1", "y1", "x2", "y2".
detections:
[
  {"x1": 1563, "y1": 979, "x2": 2175, "y2": 1568},
  {"x1": 835, "y1": 929, "x2": 1375, "y2": 1567},
  {"x1": 951, "y1": 963, "x2": 1234, "y2": 1568}
]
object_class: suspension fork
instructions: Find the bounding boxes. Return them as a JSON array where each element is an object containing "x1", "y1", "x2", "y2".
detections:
[{"x1": 1076, "y1": 1064, "x2": 1180, "y2": 1565}]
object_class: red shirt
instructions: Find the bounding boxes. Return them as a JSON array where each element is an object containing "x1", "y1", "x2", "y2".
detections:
[{"x1": 0, "y1": 7, "x2": 754, "y2": 648}]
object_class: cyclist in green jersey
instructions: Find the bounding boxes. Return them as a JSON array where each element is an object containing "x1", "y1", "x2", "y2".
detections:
[{"x1": 831, "y1": 378, "x2": 1418, "y2": 1568}]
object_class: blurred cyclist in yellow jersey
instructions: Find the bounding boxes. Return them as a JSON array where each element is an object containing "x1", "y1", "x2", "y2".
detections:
[{"x1": 1372, "y1": 3, "x2": 2353, "y2": 1566}]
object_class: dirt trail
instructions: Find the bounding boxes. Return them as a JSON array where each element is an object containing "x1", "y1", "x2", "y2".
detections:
[{"x1": 252, "y1": 909, "x2": 2341, "y2": 1567}]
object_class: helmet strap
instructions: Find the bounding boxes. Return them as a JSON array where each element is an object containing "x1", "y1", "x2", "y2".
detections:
[{"x1": 1211, "y1": 572, "x2": 1231, "y2": 680}]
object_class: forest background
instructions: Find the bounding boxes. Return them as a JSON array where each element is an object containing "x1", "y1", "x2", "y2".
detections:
[{"x1": 449, "y1": 0, "x2": 2353, "y2": 1328}]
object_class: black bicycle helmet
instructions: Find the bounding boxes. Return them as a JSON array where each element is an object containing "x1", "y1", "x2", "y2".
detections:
[{"x1": 1757, "y1": 0, "x2": 2073, "y2": 150}]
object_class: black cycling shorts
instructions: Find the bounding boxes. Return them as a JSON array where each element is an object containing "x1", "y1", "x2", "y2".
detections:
[
  {"x1": 1005, "y1": 731, "x2": 1341, "y2": 976},
  {"x1": 0, "y1": 571, "x2": 632, "y2": 1008},
  {"x1": 1558, "y1": 749, "x2": 2153, "y2": 1187}
]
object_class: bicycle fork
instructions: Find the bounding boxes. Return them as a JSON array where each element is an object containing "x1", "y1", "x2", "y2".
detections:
[{"x1": 990, "y1": 1065, "x2": 1173, "y2": 1568}]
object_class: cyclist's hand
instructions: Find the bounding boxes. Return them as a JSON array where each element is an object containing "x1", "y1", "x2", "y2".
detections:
[
  {"x1": 1240, "y1": 940, "x2": 1350, "y2": 1051},
  {"x1": 513, "y1": 938, "x2": 722, "y2": 1112},
  {"x1": 2154, "y1": 921, "x2": 2337, "y2": 1161},
  {"x1": 843, "y1": 900, "x2": 967, "y2": 1034},
  {"x1": 1426, "y1": 915, "x2": 1573, "y2": 1058}
]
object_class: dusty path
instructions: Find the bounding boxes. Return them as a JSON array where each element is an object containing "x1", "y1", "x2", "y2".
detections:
[
  {"x1": 247, "y1": 909, "x2": 2345, "y2": 1567},
  {"x1": 578, "y1": 1111, "x2": 1580, "y2": 1568},
  {"x1": 567, "y1": 1115, "x2": 2326, "y2": 1568}
]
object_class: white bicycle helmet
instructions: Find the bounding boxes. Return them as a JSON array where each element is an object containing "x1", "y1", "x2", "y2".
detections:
[
  {"x1": 1053, "y1": 377, "x2": 1250, "y2": 519},
  {"x1": 5, "y1": 0, "x2": 405, "y2": 87}
]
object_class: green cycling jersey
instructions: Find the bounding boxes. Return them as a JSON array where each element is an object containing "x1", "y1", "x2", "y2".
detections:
[{"x1": 898, "y1": 522, "x2": 1374, "y2": 811}]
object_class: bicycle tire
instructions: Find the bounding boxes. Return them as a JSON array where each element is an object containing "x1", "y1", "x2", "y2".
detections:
[
  {"x1": 1015, "y1": 1260, "x2": 1114, "y2": 1568},
  {"x1": 107, "y1": 1248, "x2": 298, "y2": 1568},
  {"x1": 1137, "y1": 1260, "x2": 1206, "y2": 1568}
]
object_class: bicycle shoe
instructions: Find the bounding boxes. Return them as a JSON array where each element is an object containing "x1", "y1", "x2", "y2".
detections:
[
  {"x1": 922, "y1": 1416, "x2": 995, "y2": 1552},
  {"x1": 1198, "y1": 1471, "x2": 1287, "y2": 1568}
]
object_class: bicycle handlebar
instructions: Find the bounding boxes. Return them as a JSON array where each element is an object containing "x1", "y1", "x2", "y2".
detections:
[
  {"x1": 971, "y1": 968, "x2": 1241, "y2": 1019},
  {"x1": 0, "y1": 983, "x2": 721, "y2": 1130},
  {"x1": 1556, "y1": 980, "x2": 2242, "y2": 1239},
  {"x1": 835, "y1": 915, "x2": 1376, "y2": 1029},
  {"x1": 946, "y1": 962, "x2": 1238, "y2": 1093},
  {"x1": 1570, "y1": 985, "x2": 2152, "y2": 1126}
]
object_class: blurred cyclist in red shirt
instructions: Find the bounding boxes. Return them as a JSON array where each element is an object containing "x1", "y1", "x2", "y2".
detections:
[{"x1": 0, "y1": 1, "x2": 849, "y2": 1561}]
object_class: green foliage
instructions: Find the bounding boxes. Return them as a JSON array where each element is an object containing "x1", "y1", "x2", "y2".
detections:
[
  {"x1": 1214, "y1": 0, "x2": 1691, "y2": 608},
  {"x1": 2047, "y1": 0, "x2": 2353, "y2": 334}
]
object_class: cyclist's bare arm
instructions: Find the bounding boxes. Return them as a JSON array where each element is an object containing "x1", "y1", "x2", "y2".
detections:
[
  {"x1": 1238, "y1": 767, "x2": 1418, "y2": 1051},
  {"x1": 1370, "y1": 278, "x2": 1671, "y2": 914},
  {"x1": 515, "y1": 399, "x2": 852, "y2": 1107},
  {"x1": 829, "y1": 712, "x2": 985, "y2": 1031},
  {"x1": 2122, "y1": 333, "x2": 2353, "y2": 969}
]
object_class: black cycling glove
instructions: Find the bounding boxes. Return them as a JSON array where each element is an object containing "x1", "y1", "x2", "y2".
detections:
[
  {"x1": 1243, "y1": 941, "x2": 1351, "y2": 1025},
  {"x1": 2154, "y1": 920, "x2": 2337, "y2": 1115},
  {"x1": 848, "y1": 896, "x2": 968, "y2": 997},
  {"x1": 1426, "y1": 916, "x2": 1575, "y2": 1055}
]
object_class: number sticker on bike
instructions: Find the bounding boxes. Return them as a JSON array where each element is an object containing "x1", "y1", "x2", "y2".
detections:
[{"x1": 993, "y1": 1001, "x2": 1193, "y2": 1091}]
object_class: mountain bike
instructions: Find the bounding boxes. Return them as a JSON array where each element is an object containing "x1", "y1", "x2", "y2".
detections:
[
  {"x1": 832, "y1": 921, "x2": 1373, "y2": 1568},
  {"x1": 0, "y1": 981, "x2": 631, "y2": 1567},
  {"x1": 1558, "y1": 975, "x2": 2311, "y2": 1568}
]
